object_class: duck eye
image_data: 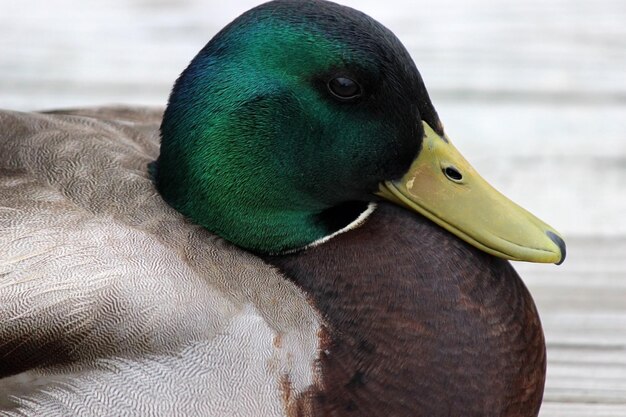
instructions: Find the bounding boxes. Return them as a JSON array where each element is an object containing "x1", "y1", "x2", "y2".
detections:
[{"x1": 327, "y1": 77, "x2": 361, "y2": 100}]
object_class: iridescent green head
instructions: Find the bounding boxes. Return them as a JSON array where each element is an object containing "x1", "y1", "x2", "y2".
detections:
[
  {"x1": 156, "y1": 0, "x2": 566, "y2": 263},
  {"x1": 157, "y1": 0, "x2": 439, "y2": 253}
]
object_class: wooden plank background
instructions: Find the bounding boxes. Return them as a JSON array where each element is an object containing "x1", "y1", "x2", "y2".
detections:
[
  {"x1": 1, "y1": 0, "x2": 625, "y2": 415},
  {"x1": 519, "y1": 238, "x2": 626, "y2": 416}
]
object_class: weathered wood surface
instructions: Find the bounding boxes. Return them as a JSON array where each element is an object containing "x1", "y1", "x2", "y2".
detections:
[
  {"x1": 519, "y1": 238, "x2": 626, "y2": 416},
  {"x1": 2, "y1": 0, "x2": 625, "y2": 105},
  {"x1": 1, "y1": 0, "x2": 625, "y2": 415}
]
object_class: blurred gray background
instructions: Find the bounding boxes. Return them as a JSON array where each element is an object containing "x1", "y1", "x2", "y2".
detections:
[{"x1": 1, "y1": 0, "x2": 625, "y2": 415}]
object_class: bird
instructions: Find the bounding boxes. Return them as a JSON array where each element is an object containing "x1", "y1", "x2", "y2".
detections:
[{"x1": 0, "y1": 1, "x2": 566, "y2": 416}]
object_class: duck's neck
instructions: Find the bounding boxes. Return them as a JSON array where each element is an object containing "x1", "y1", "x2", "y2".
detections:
[{"x1": 263, "y1": 203, "x2": 545, "y2": 417}]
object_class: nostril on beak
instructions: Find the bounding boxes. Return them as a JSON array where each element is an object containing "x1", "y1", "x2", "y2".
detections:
[
  {"x1": 546, "y1": 231, "x2": 567, "y2": 265},
  {"x1": 443, "y1": 166, "x2": 463, "y2": 182}
]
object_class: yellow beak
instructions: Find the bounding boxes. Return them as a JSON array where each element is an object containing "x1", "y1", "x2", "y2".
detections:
[{"x1": 378, "y1": 122, "x2": 566, "y2": 264}]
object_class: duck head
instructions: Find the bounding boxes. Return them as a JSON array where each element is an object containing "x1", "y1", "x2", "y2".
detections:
[{"x1": 156, "y1": 0, "x2": 565, "y2": 264}]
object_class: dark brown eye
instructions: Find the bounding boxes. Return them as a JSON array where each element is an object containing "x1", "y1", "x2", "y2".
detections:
[{"x1": 327, "y1": 77, "x2": 361, "y2": 100}]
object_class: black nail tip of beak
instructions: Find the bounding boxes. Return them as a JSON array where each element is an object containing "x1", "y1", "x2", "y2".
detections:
[{"x1": 546, "y1": 231, "x2": 567, "y2": 265}]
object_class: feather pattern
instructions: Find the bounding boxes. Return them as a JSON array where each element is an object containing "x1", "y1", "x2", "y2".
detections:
[{"x1": 0, "y1": 107, "x2": 322, "y2": 416}]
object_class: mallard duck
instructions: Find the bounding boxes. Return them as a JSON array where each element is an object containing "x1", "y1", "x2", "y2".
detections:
[{"x1": 0, "y1": 0, "x2": 565, "y2": 416}]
